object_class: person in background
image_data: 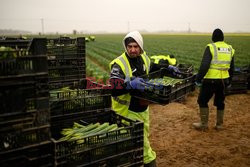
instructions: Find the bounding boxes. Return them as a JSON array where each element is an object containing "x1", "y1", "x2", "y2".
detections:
[
  {"x1": 150, "y1": 54, "x2": 177, "y2": 67},
  {"x1": 109, "y1": 31, "x2": 180, "y2": 167},
  {"x1": 193, "y1": 28, "x2": 235, "y2": 131}
]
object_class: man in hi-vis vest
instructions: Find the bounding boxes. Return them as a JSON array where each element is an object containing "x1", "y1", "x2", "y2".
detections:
[
  {"x1": 109, "y1": 31, "x2": 156, "y2": 167},
  {"x1": 109, "y1": 31, "x2": 180, "y2": 166},
  {"x1": 193, "y1": 28, "x2": 235, "y2": 131}
]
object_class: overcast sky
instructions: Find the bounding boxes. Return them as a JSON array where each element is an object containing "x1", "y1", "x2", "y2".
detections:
[{"x1": 1, "y1": 0, "x2": 250, "y2": 33}]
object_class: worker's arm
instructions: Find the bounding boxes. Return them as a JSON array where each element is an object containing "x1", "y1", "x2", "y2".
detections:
[
  {"x1": 196, "y1": 46, "x2": 212, "y2": 83},
  {"x1": 228, "y1": 56, "x2": 235, "y2": 83},
  {"x1": 109, "y1": 63, "x2": 130, "y2": 96}
]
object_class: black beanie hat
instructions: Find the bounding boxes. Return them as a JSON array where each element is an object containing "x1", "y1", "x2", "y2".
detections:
[
  {"x1": 212, "y1": 28, "x2": 224, "y2": 42},
  {"x1": 125, "y1": 37, "x2": 136, "y2": 47}
]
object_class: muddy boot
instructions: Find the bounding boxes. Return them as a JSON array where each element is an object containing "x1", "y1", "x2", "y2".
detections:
[
  {"x1": 144, "y1": 159, "x2": 157, "y2": 167},
  {"x1": 215, "y1": 110, "x2": 224, "y2": 130},
  {"x1": 192, "y1": 107, "x2": 209, "y2": 131}
]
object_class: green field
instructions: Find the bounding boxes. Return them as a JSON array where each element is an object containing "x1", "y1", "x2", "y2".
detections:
[
  {"x1": 4, "y1": 33, "x2": 250, "y2": 81},
  {"x1": 86, "y1": 34, "x2": 250, "y2": 80}
]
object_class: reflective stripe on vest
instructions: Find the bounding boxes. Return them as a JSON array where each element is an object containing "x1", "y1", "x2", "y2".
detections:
[
  {"x1": 141, "y1": 52, "x2": 150, "y2": 74},
  {"x1": 118, "y1": 55, "x2": 131, "y2": 81}
]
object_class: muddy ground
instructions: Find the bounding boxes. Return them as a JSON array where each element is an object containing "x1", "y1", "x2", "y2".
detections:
[{"x1": 149, "y1": 89, "x2": 250, "y2": 167}]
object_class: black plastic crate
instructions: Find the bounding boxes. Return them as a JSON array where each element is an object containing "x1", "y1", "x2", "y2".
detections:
[
  {"x1": 0, "y1": 124, "x2": 51, "y2": 151},
  {"x1": 248, "y1": 74, "x2": 250, "y2": 89},
  {"x1": 80, "y1": 78, "x2": 111, "y2": 90},
  {"x1": 0, "y1": 74, "x2": 49, "y2": 114},
  {"x1": 225, "y1": 70, "x2": 248, "y2": 95},
  {"x1": 0, "y1": 106, "x2": 50, "y2": 133},
  {"x1": 131, "y1": 68, "x2": 195, "y2": 104},
  {"x1": 231, "y1": 70, "x2": 248, "y2": 82},
  {"x1": 177, "y1": 63, "x2": 194, "y2": 74},
  {"x1": 0, "y1": 141, "x2": 53, "y2": 167},
  {"x1": 50, "y1": 109, "x2": 143, "y2": 167},
  {"x1": 47, "y1": 37, "x2": 86, "y2": 89},
  {"x1": 49, "y1": 88, "x2": 111, "y2": 118},
  {"x1": 225, "y1": 82, "x2": 248, "y2": 95},
  {"x1": 169, "y1": 81, "x2": 195, "y2": 101},
  {"x1": 225, "y1": 89, "x2": 248, "y2": 95},
  {"x1": 0, "y1": 38, "x2": 48, "y2": 76},
  {"x1": 237, "y1": 65, "x2": 250, "y2": 89}
]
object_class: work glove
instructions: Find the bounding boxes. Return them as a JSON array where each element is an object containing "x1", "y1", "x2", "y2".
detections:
[
  {"x1": 195, "y1": 81, "x2": 202, "y2": 87},
  {"x1": 225, "y1": 78, "x2": 232, "y2": 88},
  {"x1": 168, "y1": 65, "x2": 183, "y2": 78},
  {"x1": 128, "y1": 77, "x2": 146, "y2": 90},
  {"x1": 168, "y1": 65, "x2": 181, "y2": 73}
]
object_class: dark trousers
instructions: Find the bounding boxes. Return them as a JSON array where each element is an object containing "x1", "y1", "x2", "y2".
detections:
[{"x1": 197, "y1": 79, "x2": 227, "y2": 110}]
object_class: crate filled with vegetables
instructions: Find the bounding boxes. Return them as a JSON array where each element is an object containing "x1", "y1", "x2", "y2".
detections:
[
  {"x1": 47, "y1": 37, "x2": 86, "y2": 90},
  {"x1": 49, "y1": 86, "x2": 111, "y2": 119},
  {"x1": 0, "y1": 38, "x2": 49, "y2": 113},
  {"x1": 0, "y1": 38, "x2": 48, "y2": 76},
  {"x1": 0, "y1": 141, "x2": 53, "y2": 167},
  {"x1": 177, "y1": 63, "x2": 194, "y2": 74},
  {"x1": 131, "y1": 68, "x2": 195, "y2": 104},
  {"x1": 50, "y1": 109, "x2": 143, "y2": 167}
]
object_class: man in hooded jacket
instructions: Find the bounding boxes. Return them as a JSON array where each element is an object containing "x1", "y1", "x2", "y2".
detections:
[
  {"x1": 109, "y1": 31, "x2": 180, "y2": 166},
  {"x1": 109, "y1": 31, "x2": 157, "y2": 166},
  {"x1": 193, "y1": 28, "x2": 235, "y2": 131}
]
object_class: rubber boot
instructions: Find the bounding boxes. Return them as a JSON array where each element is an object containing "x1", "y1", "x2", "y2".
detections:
[
  {"x1": 215, "y1": 110, "x2": 224, "y2": 130},
  {"x1": 144, "y1": 159, "x2": 157, "y2": 167},
  {"x1": 192, "y1": 107, "x2": 209, "y2": 131}
]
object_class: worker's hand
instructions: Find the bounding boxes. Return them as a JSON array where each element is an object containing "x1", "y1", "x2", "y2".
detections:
[
  {"x1": 226, "y1": 83, "x2": 232, "y2": 89},
  {"x1": 225, "y1": 78, "x2": 232, "y2": 88},
  {"x1": 168, "y1": 65, "x2": 182, "y2": 78},
  {"x1": 168, "y1": 65, "x2": 181, "y2": 73},
  {"x1": 128, "y1": 77, "x2": 146, "y2": 90},
  {"x1": 195, "y1": 81, "x2": 202, "y2": 87}
]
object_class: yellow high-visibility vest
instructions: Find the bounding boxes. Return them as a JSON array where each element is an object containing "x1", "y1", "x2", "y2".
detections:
[
  {"x1": 150, "y1": 55, "x2": 177, "y2": 65},
  {"x1": 204, "y1": 41, "x2": 235, "y2": 79},
  {"x1": 109, "y1": 52, "x2": 150, "y2": 116}
]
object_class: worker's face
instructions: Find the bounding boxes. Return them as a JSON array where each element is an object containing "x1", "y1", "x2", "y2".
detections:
[{"x1": 126, "y1": 42, "x2": 141, "y2": 58}]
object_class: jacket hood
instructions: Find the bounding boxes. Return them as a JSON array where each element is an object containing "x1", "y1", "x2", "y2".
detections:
[
  {"x1": 123, "y1": 31, "x2": 144, "y2": 54},
  {"x1": 212, "y1": 28, "x2": 224, "y2": 42}
]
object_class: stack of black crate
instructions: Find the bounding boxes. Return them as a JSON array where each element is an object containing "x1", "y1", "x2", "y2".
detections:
[
  {"x1": 47, "y1": 37, "x2": 144, "y2": 167},
  {"x1": 240, "y1": 64, "x2": 250, "y2": 90},
  {"x1": 47, "y1": 37, "x2": 86, "y2": 89},
  {"x1": 225, "y1": 69, "x2": 248, "y2": 95},
  {"x1": 0, "y1": 38, "x2": 52, "y2": 167}
]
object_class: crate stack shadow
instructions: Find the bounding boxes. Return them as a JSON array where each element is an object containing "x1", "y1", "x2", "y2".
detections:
[
  {"x1": 47, "y1": 37, "x2": 144, "y2": 167},
  {"x1": 0, "y1": 38, "x2": 52, "y2": 167}
]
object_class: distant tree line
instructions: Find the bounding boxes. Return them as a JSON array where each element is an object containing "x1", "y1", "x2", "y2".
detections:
[{"x1": 0, "y1": 29, "x2": 31, "y2": 35}]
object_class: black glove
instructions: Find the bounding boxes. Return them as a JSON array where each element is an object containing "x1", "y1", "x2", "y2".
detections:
[
  {"x1": 225, "y1": 78, "x2": 232, "y2": 88},
  {"x1": 168, "y1": 65, "x2": 180, "y2": 73}
]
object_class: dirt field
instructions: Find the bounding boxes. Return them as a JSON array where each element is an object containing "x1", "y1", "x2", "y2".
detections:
[{"x1": 149, "y1": 89, "x2": 250, "y2": 167}]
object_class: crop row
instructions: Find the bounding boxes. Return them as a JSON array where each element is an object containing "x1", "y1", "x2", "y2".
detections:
[{"x1": 85, "y1": 34, "x2": 250, "y2": 83}]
